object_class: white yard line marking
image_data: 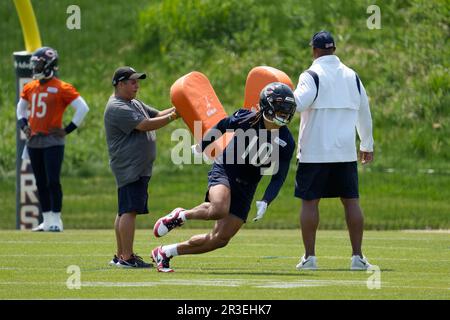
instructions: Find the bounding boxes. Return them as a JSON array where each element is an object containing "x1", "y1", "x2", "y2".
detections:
[
  {"x1": 0, "y1": 279, "x2": 448, "y2": 291},
  {"x1": 0, "y1": 254, "x2": 449, "y2": 263},
  {"x1": 0, "y1": 240, "x2": 112, "y2": 244},
  {"x1": 402, "y1": 230, "x2": 450, "y2": 234}
]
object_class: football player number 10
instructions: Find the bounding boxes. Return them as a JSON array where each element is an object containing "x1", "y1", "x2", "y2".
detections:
[{"x1": 30, "y1": 92, "x2": 47, "y2": 118}]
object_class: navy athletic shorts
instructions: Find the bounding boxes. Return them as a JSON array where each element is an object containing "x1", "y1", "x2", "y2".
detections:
[
  {"x1": 117, "y1": 176, "x2": 150, "y2": 215},
  {"x1": 205, "y1": 163, "x2": 257, "y2": 222},
  {"x1": 294, "y1": 162, "x2": 359, "y2": 200}
]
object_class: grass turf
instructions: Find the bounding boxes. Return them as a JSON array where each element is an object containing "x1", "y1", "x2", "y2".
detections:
[{"x1": 0, "y1": 229, "x2": 448, "y2": 300}]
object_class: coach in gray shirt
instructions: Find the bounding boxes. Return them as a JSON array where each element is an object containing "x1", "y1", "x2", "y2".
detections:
[{"x1": 104, "y1": 66, "x2": 178, "y2": 268}]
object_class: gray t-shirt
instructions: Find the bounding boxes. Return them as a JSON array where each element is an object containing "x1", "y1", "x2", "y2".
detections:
[{"x1": 104, "y1": 96, "x2": 159, "y2": 188}]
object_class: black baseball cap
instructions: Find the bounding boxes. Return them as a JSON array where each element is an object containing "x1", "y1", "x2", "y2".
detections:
[
  {"x1": 112, "y1": 66, "x2": 146, "y2": 86},
  {"x1": 310, "y1": 30, "x2": 336, "y2": 49}
]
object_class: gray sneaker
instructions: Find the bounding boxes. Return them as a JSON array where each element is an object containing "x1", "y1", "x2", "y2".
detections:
[
  {"x1": 117, "y1": 254, "x2": 153, "y2": 268},
  {"x1": 351, "y1": 255, "x2": 372, "y2": 270},
  {"x1": 296, "y1": 255, "x2": 318, "y2": 270}
]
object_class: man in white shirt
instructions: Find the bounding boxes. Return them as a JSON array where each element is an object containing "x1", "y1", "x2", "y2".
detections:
[{"x1": 293, "y1": 31, "x2": 374, "y2": 270}]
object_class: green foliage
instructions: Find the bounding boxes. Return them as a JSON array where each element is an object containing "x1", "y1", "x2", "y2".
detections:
[{"x1": 140, "y1": 0, "x2": 255, "y2": 53}]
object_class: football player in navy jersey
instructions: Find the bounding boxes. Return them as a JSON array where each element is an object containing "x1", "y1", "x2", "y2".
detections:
[{"x1": 151, "y1": 82, "x2": 296, "y2": 272}]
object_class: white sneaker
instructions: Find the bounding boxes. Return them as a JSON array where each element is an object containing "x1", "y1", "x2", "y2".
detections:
[
  {"x1": 49, "y1": 214, "x2": 63, "y2": 232},
  {"x1": 32, "y1": 219, "x2": 53, "y2": 231},
  {"x1": 49, "y1": 221, "x2": 63, "y2": 232},
  {"x1": 296, "y1": 255, "x2": 318, "y2": 270},
  {"x1": 32, "y1": 212, "x2": 53, "y2": 231},
  {"x1": 32, "y1": 222, "x2": 45, "y2": 232},
  {"x1": 351, "y1": 255, "x2": 371, "y2": 270},
  {"x1": 153, "y1": 208, "x2": 185, "y2": 237}
]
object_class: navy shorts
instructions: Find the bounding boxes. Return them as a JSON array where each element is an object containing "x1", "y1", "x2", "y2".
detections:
[
  {"x1": 294, "y1": 162, "x2": 359, "y2": 200},
  {"x1": 117, "y1": 176, "x2": 150, "y2": 215},
  {"x1": 205, "y1": 163, "x2": 257, "y2": 222}
]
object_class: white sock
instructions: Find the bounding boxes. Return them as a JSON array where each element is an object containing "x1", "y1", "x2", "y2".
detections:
[
  {"x1": 42, "y1": 211, "x2": 52, "y2": 227},
  {"x1": 179, "y1": 210, "x2": 187, "y2": 222},
  {"x1": 162, "y1": 244, "x2": 178, "y2": 258},
  {"x1": 52, "y1": 212, "x2": 61, "y2": 225}
]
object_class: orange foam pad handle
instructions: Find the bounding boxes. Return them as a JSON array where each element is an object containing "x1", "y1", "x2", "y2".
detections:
[
  {"x1": 243, "y1": 66, "x2": 294, "y2": 111},
  {"x1": 170, "y1": 71, "x2": 232, "y2": 158}
]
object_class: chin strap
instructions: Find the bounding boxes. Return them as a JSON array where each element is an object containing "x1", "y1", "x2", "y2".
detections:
[
  {"x1": 33, "y1": 70, "x2": 54, "y2": 80},
  {"x1": 263, "y1": 112, "x2": 288, "y2": 127}
]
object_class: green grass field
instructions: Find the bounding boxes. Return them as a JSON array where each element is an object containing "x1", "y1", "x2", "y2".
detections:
[{"x1": 0, "y1": 229, "x2": 448, "y2": 299}]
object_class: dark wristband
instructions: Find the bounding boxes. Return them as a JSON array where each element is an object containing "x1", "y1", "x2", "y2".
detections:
[
  {"x1": 18, "y1": 118, "x2": 28, "y2": 130},
  {"x1": 64, "y1": 122, "x2": 78, "y2": 134}
]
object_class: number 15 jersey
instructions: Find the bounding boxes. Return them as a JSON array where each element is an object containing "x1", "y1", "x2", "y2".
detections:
[{"x1": 20, "y1": 77, "x2": 80, "y2": 136}]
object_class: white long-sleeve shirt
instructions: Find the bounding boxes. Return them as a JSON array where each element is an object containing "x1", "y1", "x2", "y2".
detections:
[{"x1": 294, "y1": 55, "x2": 373, "y2": 163}]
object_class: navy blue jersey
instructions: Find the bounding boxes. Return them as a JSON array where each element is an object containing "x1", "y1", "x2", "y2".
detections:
[{"x1": 201, "y1": 109, "x2": 295, "y2": 204}]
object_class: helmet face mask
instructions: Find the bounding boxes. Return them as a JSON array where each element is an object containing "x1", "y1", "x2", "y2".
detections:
[
  {"x1": 259, "y1": 82, "x2": 296, "y2": 127},
  {"x1": 31, "y1": 57, "x2": 46, "y2": 79},
  {"x1": 31, "y1": 47, "x2": 58, "y2": 80},
  {"x1": 273, "y1": 110, "x2": 293, "y2": 126}
]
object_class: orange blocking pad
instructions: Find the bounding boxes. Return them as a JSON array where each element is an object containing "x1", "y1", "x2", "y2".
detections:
[
  {"x1": 171, "y1": 71, "x2": 227, "y2": 135},
  {"x1": 243, "y1": 66, "x2": 294, "y2": 112},
  {"x1": 170, "y1": 67, "x2": 294, "y2": 159},
  {"x1": 170, "y1": 71, "x2": 232, "y2": 158}
]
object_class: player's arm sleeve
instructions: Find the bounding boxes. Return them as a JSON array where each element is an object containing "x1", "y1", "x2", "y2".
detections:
[
  {"x1": 262, "y1": 140, "x2": 294, "y2": 204},
  {"x1": 59, "y1": 83, "x2": 83, "y2": 134},
  {"x1": 16, "y1": 98, "x2": 29, "y2": 120},
  {"x1": 356, "y1": 82, "x2": 374, "y2": 152},
  {"x1": 16, "y1": 98, "x2": 29, "y2": 129},
  {"x1": 294, "y1": 72, "x2": 316, "y2": 112},
  {"x1": 200, "y1": 109, "x2": 252, "y2": 151},
  {"x1": 69, "y1": 96, "x2": 90, "y2": 126},
  {"x1": 262, "y1": 156, "x2": 291, "y2": 205}
]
